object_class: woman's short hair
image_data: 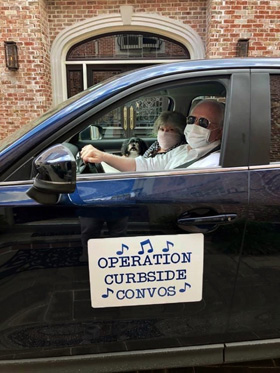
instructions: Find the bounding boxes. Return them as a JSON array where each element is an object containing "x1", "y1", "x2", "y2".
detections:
[{"x1": 153, "y1": 111, "x2": 186, "y2": 136}]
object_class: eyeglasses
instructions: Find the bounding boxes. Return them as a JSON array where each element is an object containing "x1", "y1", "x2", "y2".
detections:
[{"x1": 186, "y1": 115, "x2": 211, "y2": 129}]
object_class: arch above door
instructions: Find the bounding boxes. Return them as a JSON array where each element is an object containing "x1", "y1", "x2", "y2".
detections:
[{"x1": 51, "y1": 11, "x2": 205, "y2": 105}]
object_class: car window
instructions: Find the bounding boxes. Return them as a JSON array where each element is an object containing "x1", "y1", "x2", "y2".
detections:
[
  {"x1": 270, "y1": 74, "x2": 280, "y2": 163},
  {"x1": 79, "y1": 95, "x2": 171, "y2": 141},
  {"x1": 0, "y1": 83, "x2": 106, "y2": 153},
  {"x1": 76, "y1": 78, "x2": 227, "y2": 165},
  {"x1": 2, "y1": 76, "x2": 229, "y2": 182}
]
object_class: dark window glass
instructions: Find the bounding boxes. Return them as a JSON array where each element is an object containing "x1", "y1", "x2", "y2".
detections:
[
  {"x1": 82, "y1": 95, "x2": 171, "y2": 140},
  {"x1": 66, "y1": 65, "x2": 84, "y2": 98},
  {"x1": 67, "y1": 32, "x2": 190, "y2": 60},
  {"x1": 270, "y1": 75, "x2": 280, "y2": 163}
]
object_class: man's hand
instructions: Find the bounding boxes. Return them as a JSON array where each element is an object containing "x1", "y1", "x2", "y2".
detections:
[
  {"x1": 80, "y1": 145, "x2": 104, "y2": 164},
  {"x1": 80, "y1": 144, "x2": 136, "y2": 172}
]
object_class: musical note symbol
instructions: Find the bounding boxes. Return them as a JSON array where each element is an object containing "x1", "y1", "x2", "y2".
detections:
[
  {"x1": 102, "y1": 288, "x2": 114, "y2": 298},
  {"x1": 162, "y1": 240, "x2": 174, "y2": 253},
  {"x1": 116, "y1": 243, "x2": 129, "y2": 256},
  {"x1": 138, "y1": 239, "x2": 154, "y2": 255},
  {"x1": 179, "y1": 282, "x2": 191, "y2": 293}
]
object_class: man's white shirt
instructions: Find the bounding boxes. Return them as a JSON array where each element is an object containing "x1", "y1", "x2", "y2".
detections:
[{"x1": 135, "y1": 140, "x2": 221, "y2": 171}]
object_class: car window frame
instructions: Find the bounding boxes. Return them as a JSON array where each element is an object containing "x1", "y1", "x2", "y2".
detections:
[
  {"x1": 2, "y1": 69, "x2": 250, "y2": 182},
  {"x1": 249, "y1": 70, "x2": 273, "y2": 167}
]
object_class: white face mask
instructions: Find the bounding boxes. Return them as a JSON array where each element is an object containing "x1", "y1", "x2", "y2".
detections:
[
  {"x1": 157, "y1": 131, "x2": 181, "y2": 151},
  {"x1": 184, "y1": 124, "x2": 211, "y2": 149}
]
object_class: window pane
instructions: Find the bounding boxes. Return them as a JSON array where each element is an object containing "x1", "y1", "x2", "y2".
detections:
[
  {"x1": 94, "y1": 108, "x2": 125, "y2": 139},
  {"x1": 67, "y1": 33, "x2": 190, "y2": 60},
  {"x1": 127, "y1": 96, "x2": 170, "y2": 137},
  {"x1": 270, "y1": 75, "x2": 280, "y2": 163},
  {"x1": 66, "y1": 65, "x2": 83, "y2": 98},
  {"x1": 85, "y1": 95, "x2": 171, "y2": 140}
]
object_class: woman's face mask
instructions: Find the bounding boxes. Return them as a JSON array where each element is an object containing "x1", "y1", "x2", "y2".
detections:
[
  {"x1": 184, "y1": 124, "x2": 211, "y2": 149},
  {"x1": 157, "y1": 131, "x2": 181, "y2": 151}
]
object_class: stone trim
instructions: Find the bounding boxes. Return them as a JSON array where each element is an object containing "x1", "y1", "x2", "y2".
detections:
[{"x1": 51, "y1": 12, "x2": 205, "y2": 105}]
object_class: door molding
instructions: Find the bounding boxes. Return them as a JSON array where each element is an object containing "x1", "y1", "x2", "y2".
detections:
[{"x1": 51, "y1": 12, "x2": 205, "y2": 105}]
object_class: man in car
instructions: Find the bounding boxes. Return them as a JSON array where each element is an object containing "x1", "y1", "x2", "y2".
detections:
[{"x1": 80, "y1": 99, "x2": 224, "y2": 171}]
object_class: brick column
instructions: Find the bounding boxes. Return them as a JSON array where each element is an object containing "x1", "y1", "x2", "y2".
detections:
[{"x1": 0, "y1": 0, "x2": 52, "y2": 140}]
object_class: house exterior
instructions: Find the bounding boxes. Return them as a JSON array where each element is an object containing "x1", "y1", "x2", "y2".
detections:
[{"x1": 1, "y1": 0, "x2": 279, "y2": 140}]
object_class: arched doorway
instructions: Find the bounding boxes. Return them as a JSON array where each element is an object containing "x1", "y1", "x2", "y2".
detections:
[
  {"x1": 66, "y1": 32, "x2": 191, "y2": 97},
  {"x1": 51, "y1": 11, "x2": 205, "y2": 104}
]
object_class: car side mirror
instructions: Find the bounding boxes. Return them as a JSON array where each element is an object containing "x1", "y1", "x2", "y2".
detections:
[{"x1": 27, "y1": 144, "x2": 76, "y2": 205}]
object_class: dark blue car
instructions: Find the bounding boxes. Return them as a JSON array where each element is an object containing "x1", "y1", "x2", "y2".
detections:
[{"x1": 0, "y1": 58, "x2": 280, "y2": 372}]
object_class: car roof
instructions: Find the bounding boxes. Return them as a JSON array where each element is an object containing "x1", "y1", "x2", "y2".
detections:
[
  {"x1": 117, "y1": 57, "x2": 280, "y2": 82},
  {"x1": 55, "y1": 57, "x2": 280, "y2": 115},
  {"x1": 62, "y1": 57, "x2": 280, "y2": 115}
]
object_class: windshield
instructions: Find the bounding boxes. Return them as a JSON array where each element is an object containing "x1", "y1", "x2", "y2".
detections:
[
  {"x1": 0, "y1": 66, "x2": 150, "y2": 153},
  {"x1": 0, "y1": 81, "x2": 107, "y2": 152}
]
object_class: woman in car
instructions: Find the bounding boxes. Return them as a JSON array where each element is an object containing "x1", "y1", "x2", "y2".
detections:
[
  {"x1": 102, "y1": 110, "x2": 187, "y2": 172},
  {"x1": 143, "y1": 111, "x2": 186, "y2": 158}
]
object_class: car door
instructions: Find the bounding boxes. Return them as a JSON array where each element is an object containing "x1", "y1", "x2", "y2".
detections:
[
  {"x1": 224, "y1": 71, "x2": 280, "y2": 362},
  {"x1": 0, "y1": 68, "x2": 250, "y2": 367}
]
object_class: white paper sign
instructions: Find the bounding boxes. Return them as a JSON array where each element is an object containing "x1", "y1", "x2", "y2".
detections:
[{"x1": 88, "y1": 233, "x2": 204, "y2": 308}]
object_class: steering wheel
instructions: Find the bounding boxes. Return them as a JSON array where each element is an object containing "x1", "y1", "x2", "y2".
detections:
[
  {"x1": 63, "y1": 142, "x2": 105, "y2": 174},
  {"x1": 75, "y1": 151, "x2": 105, "y2": 174}
]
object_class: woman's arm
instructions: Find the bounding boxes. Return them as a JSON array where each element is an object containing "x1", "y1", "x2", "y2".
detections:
[{"x1": 80, "y1": 145, "x2": 136, "y2": 172}]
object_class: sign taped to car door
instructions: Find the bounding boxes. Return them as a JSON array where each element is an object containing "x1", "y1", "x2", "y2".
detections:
[{"x1": 88, "y1": 234, "x2": 204, "y2": 308}]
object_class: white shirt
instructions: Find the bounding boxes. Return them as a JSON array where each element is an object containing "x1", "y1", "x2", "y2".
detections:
[
  {"x1": 187, "y1": 151, "x2": 220, "y2": 169},
  {"x1": 101, "y1": 162, "x2": 120, "y2": 173},
  {"x1": 135, "y1": 141, "x2": 221, "y2": 171}
]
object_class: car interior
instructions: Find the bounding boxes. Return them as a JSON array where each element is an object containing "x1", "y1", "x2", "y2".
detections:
[
  {"x1": 63, "y1": 78, "x2": 227, "y2": 174},
  {"x1": 4, "y1": 78, "x2": 228, "y2": 182}
]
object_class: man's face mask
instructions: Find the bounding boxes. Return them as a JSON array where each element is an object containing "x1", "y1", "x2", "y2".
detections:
[
  {"x1": 184, "y1": 124, "x2": 211, "y2": 148},
  {"x1": 157, "y1": 131, "x2": 181, "y2": 151}
]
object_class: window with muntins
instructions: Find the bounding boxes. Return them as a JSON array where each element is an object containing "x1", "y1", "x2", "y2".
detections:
[{"x1": 67, "y1": 32, "x2": 190, "y2": 60}]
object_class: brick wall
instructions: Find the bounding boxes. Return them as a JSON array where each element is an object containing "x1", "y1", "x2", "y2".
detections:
[
  {"x1": 0, "y1": 0, "x2": 52, "y2": 140},
  {"x1": 0, "y1": 0, "x2": 279, "y2": 140},
  {"x1": 206, "y1": 0, "x2": 280, "y2": 58},
  {"x1": 47, "y1": 0, "x2": 207, "y2": 44}
]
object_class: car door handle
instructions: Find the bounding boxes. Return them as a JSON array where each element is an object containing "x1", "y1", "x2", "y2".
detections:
[{"x1": 177, "y1": 213, "x2": 237, "y2": 225}]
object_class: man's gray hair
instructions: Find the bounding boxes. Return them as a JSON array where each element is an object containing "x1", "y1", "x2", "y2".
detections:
[{"x1": 192, "y1": 99, "x2": 225, "y2": 127}]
